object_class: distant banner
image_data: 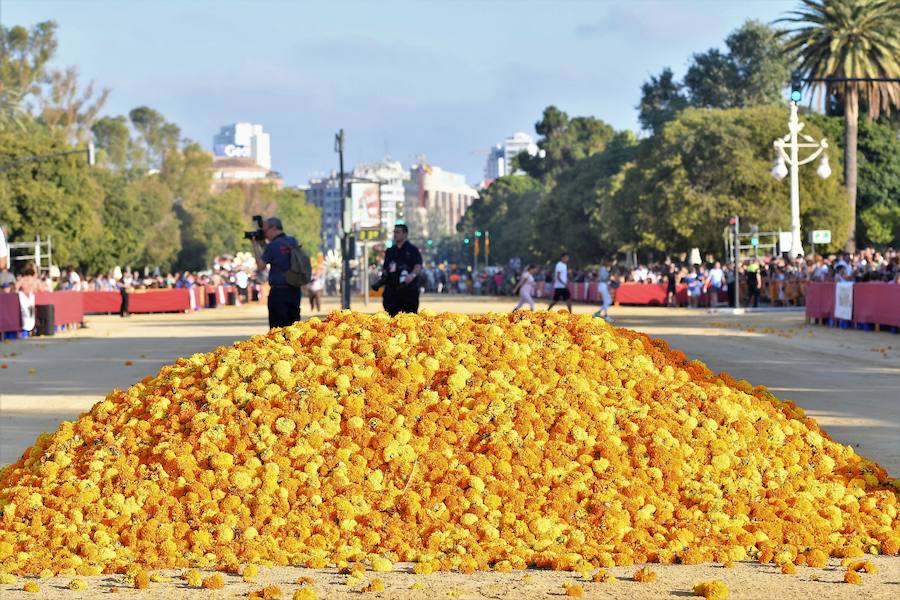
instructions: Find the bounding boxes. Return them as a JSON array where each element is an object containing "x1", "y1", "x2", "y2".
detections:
[
  {"x1": 350, "y1": 182, "x2": 381, "y2": 229},
  {"x1": 834, "y1": 281, "x2": 854, "y2": 321}
]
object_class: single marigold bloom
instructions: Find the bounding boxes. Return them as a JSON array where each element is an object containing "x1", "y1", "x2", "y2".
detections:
[
  {"x1": 633, "y1": 567, "x2": 657, "y2": 583},
  {"x1": 362, "y1": 578, "x2": 385, "y2": 592},
  {"x1": 692, "y1": 580, "x2": 729, "y2": 599},
  {"x1": 564, "y1": 582, "x2": 584, "y2": 597}
]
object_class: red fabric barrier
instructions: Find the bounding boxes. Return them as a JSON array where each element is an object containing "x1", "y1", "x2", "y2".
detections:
[
  {"x1": 853, "y1": 283, "x2": 900, "y2": 327},
  {"x1": 130, "y1": 289, "x2": 192, "y2": 313},
  {"x1": 805, "y1": 282, "x2": 835, "y2": 320},
  {"x1": 82, "y1": 291, "x2": 121, "y2": 314},
  {"x1": 0, "y1": 293, "x2": 21, "y2": 333},
  {"x1": 34, "y1": 291, "x2": 84, "y2": 327},
  {"x1": 615, "y1": 283, "x2": 669, "y2": 305}
]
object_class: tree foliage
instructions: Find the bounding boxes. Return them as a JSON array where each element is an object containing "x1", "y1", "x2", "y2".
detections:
[{"x1": 639, "y1": 20, "x2": 790, "y2": 135}]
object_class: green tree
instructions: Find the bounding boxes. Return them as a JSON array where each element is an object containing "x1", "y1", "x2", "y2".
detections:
[
  {"x1": 91, "y1": 115, "x2": 132, "y2": 171},
  {"x1": 266, "y1": 187, "x2": 322, "y2": 254},
  {"x1": 0, "y1": 125, "x2": 102, "y2": 270},
  {"x1": 0, "y1": 21, "x2": 57, "y2": 97},
  {"x1": 637, "y1": 68, "x2": 688, "y2": 134},
  {"x1": 533, "y1": 131, "x2": 639, "y2": 263},
  {"x1": 779, "y1": 0, "x2": 900, "y2": 251},
  {"x1": 641, "y1": 20, "x2": 790, "y2": 133},
  {"x1": 518, "y1": 106, "x2": 616, "y2": 181},
  {"x1": 608, "y1": 106, "x2": 849, "y2": 255},
  {"x1": 38, "y1": 66, "x2": 109, "y2": 144},
  {"x1": 129, "y1": 106, "x2": 181, "y2": 170},
  {"x1": 458, "y1": 175, "x2": 543, "y2": 264}
]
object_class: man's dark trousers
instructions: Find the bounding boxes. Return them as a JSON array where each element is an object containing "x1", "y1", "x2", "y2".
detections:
[
  {"x1": 383, "y1": 287, "x2": 419, "y2": 317},
  {"x1": 268, "y1": 285, "x2": 301, "y2": 328}
]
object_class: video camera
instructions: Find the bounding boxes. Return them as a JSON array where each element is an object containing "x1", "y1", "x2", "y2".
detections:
[{"x1": 244, "y1": 215, "x2": 265, "y2": 241}]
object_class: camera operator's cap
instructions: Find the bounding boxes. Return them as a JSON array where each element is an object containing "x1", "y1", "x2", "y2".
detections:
[{"x1": 265, "y1": 217, "x2": 283, "y2": 230}]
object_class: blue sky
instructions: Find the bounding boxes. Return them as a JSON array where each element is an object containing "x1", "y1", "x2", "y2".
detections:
[{"x1": 4, "y1": 0, "x2": 797, "y2": 185}]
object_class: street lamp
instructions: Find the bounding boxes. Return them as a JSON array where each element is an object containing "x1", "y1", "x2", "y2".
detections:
[
  {"x1": 334, "y1": 130, "x2": 350, "y2": 310},
  {"x1": 0, "y1": 142, "x2": 95, "y2": 172},
  {"x1": 772, "y1": 101, "x2": 830, "y2": 258}
]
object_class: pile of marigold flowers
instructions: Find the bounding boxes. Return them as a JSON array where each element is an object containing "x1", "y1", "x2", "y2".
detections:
[{"x1": 0, "y1": 311, "x2": 897, "y2": 576}]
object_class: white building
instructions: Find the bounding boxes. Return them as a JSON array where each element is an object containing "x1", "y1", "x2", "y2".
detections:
[
  {"x1": 483, "y1": 131, "x2": 539, "y2": 181},
  {"x1": 213, "y1": 123, "x2": 271, "y2": 170},
  {"x1": 351, "y1": 160, "x2": 409, "y2": 234},
  {"x1": 405, "y1": 162, "x2": 479, "y2": 238}
]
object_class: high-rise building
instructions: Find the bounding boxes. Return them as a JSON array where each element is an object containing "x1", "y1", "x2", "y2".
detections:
[
  {"x1": 405, "y1": 161, "x2": 479, "y2": 238},
  {"x1": 483, "y1": 132, "x2": 539, "y2": 181},
  {"x1": 213, "y1": 123, "x2": 271, "y2": 170},
  {"x1": 307, "y1": 160, "x2": 412, "y2": 253},
  {"x1": 307, "y1": 173, "x2": 344, "y2": 253}
]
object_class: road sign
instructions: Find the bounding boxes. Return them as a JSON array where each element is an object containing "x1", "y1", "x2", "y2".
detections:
[
  {"x1": 358, "y1": 228, "x2": 382, "y2": 241},
  {"x1": 778, "y1": 231, "x2": 793, "y2": 253},
  {"x1": 811, "y1": 229, "x2": 831, "y2": 244}
]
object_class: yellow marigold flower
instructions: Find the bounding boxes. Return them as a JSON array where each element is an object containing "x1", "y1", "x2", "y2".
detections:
[
  {"x1": 633, "y1": 567, "x2": 657, "y2": 583},
  {"x1": 292, "y1": 588, "x2": 317, "y2": 600},
  {"x1": 68, "y1": 578, "x2": 88, "y2": 590},
  {"x1": 692, "y1": 580, "x2": 729, "y2": 599},
  {"x1": 23, "y1": 581, "x2": 39, "y2": 593},
  {"x1": 563, "y1": 582, "x2": 584, "y2": 597},
  {"x1": 362, "y1": 578, "x2": 385, "y2": 592},
  {"x1": 843, "y1": 570, "x2": 862, "y2": 585}
]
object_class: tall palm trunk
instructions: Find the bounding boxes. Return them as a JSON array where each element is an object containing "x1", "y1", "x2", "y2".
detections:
[{"x1": 843, "y1": 86, "x2": 858, "y2": 253}]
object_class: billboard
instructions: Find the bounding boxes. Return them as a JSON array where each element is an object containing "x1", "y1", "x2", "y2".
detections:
[{"x1": 351, "y1": 182, "x2": 381, "y2": 229}]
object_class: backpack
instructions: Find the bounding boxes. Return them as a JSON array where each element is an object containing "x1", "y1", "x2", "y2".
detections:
[{"x1": 285, "y1": 245, "x2": 312, "y2": 288}]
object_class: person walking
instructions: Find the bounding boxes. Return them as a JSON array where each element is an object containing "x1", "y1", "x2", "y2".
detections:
[
  {"x1": 747, "y1": 261, "x2": 762, "y2": 308},
  {"x1": 665, "y1": 262, "x2": 678, "y2": 307},
  {"x1": 512, "y1": 264, "x2": 537, "y2": 310},
  {"x1": 378, "y1": 223, "x2": 422, "y2": 317},
  {"x1": 308, "y1": 262, "x2": 324, "y2": 313},
  {"x1": 705, "y1": 261, "x2": 725, "y2": 308},
  {"x1": 254, "y1": 217, "x2": 302, "y2": 329},
  {"x1": 592, "y1": 258, "x2": 614, "y2": 321},
  {"x1": 547, "y1": 252, "x2": 573, "y2": 312}
]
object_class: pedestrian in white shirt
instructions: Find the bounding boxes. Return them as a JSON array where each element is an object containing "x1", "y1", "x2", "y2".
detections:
[
  {"x1": 547, "y1": 252, "x2": 573, "y2": 313},
  {"x1": 592, "y1": 258, "x2": 614, "y2": 321},
  {"x1": 512, "y1": 265, "x2": 537, "y2": 310}
]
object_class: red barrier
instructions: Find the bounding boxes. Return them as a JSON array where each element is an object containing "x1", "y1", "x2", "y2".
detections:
[
  {"x1": 129, "y1": 289, "x2": 192, "y2": 313},
  {"x1": 0, "y1": 293, "x2": 21, "y2": 334},
  {"x1": 82, "y1": 291, "x2": 121, "y2": 314},
  {"x1": 805, "y1": 282, "x2": 835, "y2": 320},
  {"x1": 805, "y1": 281, "x2": 899, "y2": 327},
  {"x1": 34, "y1": 291, "x2": 84, "y2": 327},
  {"x1": 853, "y1": 283, "x2": 900, "y2": 327}
]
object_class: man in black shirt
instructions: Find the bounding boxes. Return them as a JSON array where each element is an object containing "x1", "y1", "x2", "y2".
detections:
[{"x1": 379, "y1": 224, "x2": 423, "y2": 316}]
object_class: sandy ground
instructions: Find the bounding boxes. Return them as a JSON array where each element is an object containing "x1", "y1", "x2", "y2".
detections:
[{"x1": 0, "y1": 296, "x2": 898, "y2": 598}]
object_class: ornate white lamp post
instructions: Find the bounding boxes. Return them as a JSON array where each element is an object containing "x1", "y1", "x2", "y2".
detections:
[{"x1": 772, "y1": 101, "x2": 831, "y2": 258}]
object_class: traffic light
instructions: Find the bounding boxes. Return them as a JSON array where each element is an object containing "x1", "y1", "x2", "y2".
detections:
[
  {"x1": 426, "y1": 239, "x2": 433, "y2": 246},
  {"x1": 463, "y1": 237, "x2": 470, "y2": 244},
  {"x1": 475, "y1": 230, "x2": 482, "y2": 237},
  {"x1": 790, "y1": 72, "x2": 803, "y2": 103}
]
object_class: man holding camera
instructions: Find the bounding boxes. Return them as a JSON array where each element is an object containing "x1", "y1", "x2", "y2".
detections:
[
  {"x1": 376, "y1": 223, "x2": 422, "y2": 317},
  {"x1": 253, "y1": 217, "x2": 301, "y2": 329}
]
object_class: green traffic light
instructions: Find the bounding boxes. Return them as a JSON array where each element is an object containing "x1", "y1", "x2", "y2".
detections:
[
  {"x1": 790, "y1": 90, "x2": 802, "y2": 102},
  {"x1": 475, "y1": 231, "x2": 482, "y2": 237},
  {"x1": 426, "y1": 239, "x2": 433, "y2": 245},
  {"x1": 463, "y1": 238, "x2": 470, "y2": 244}
]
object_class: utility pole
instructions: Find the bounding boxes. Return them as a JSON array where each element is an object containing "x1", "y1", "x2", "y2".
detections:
[{"x1": 335, "y1": 130, "x2": 350, "y2": 309}]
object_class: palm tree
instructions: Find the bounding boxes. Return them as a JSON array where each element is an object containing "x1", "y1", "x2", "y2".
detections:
[{"x1": 778, "y1": 0, "x2": 900, "y2": 252}]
